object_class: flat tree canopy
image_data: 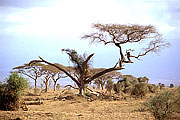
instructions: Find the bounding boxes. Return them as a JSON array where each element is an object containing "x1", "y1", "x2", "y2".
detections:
[{"x1": 82, "y1": 23, "x2": 170, "y2": 67}]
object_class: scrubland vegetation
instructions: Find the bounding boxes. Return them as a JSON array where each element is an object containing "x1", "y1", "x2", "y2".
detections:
[
  {"x1": 0, "y1": 72, "x2": 180, "y2": 120},
  {"x1": 1, "y1": 23, "x2": 177, "y2": 120}
]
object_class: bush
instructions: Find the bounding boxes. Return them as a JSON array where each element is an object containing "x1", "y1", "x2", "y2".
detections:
[
  {"x1": 137, "y1": 76, "x2": 149, "y2": 83},
  {"x1": 0, "y1": 73, "x2": 29, "y2": 111},
  {"x1": 114, "y1": 80, "x2": 124, "y2": 94},
  {"x1": 174, "y1": 87, "x2": 180, "y2": 113},
  {"x1": 105, "y1": 79, "x2": 114, "y2": 94},
  {"x1": 124, "y1": 86, "x2": 133, "y2": 94},
  {"x1": 131, "y1": 79, "x2": 138, "y2": 85},
  {"x1": 144, "y1": 91, "x2": 176, "y2": 120},
  {"x1": 148, "y1": 84, "x2": 158, "y2": 93},
  {"x1": 169, "y1": 84, "x2": 174, "y2": 88},
  {"x1": 131, "y1": 82, "x2": 149, "y2": 98},
  {"x1": 158, "y1": 83, "x2": 165, "y2": 90},
  {"x1": 123, "y1": 77, "x2": 132, "y2": 87}
]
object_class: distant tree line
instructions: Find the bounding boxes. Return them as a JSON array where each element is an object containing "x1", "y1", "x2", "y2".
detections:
[{"x1": 13, "y1": 63, "x2": 67, "y2": 92}]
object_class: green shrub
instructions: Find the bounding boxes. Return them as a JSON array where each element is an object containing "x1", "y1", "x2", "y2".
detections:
[
  {"x1": 144, "y1": 91, "x2": 176, "y2": 120},
  {"x1": 0, "y1": 73, "x2": 29, "y2": 111},
  {"x1": 131, "y1": 82, "x2": 149, "y2": 98},
  {"x1": 7, "y1": 73, "x2": 29, "y2": 93}
]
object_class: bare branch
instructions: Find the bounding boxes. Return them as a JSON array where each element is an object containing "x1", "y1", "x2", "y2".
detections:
[
  {"x1": 83, "y1": 53, "x2": 94, "y2": 69},
  {"x1": 64, "y1": 85, "x2": 79, "y2": 89},
  {"x1": 83, "y1": 23, "x2": 170, "y2": 65},
  {"x1": 131, "y1": 39, "x2": 170, "y2": 59}
]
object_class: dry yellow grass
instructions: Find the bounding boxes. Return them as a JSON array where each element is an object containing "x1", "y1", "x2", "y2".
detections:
[{"x1": 0, "y1": 89, "x2": 156, "y2": 120}]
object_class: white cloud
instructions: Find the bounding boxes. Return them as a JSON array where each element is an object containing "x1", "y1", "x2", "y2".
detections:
[
  {"x1": 1, "y1": 0, "x2": 178, "y2": 39},
  {"x1": 159, "y1": 23, "x2": 175, "y2": 33},
  {"x1": 0, "y1": 0, "x2": 151, "y2": 36}
]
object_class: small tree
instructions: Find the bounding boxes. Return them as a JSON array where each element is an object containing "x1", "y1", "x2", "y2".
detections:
[
  {"x1": 13, "y1": 63, "x2": 42, "y2": 89},
  {"x1": 169, "y1": 84, "x2": 174, "y2": 88},
  {"x1": 40, "y1": 64, "x2": 66, "y2": 92},
  {"x1": 40, "y1": 65, "x2": 52, "y2": 92},
  {"x1": 56, "y1": 84, "x2": 60, "y2": 90},
  {"x1": 91, "y1": 68, "x2": 121, "y2": 90},
  {"x1": 0, "y1": 73, "x2": 29, "y2": 111}
]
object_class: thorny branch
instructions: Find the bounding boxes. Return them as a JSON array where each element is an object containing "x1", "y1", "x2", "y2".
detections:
[{"x1": 82, "y1": 23, "x2": 170, "y2": 67}]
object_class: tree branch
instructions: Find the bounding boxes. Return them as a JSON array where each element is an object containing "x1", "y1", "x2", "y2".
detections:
[
  {"x1": 29, "y1": 56, "x2": 81, "y2": 87},
  {"x1": 85, "y1": 66, "x2": 123, "y2": 84}
]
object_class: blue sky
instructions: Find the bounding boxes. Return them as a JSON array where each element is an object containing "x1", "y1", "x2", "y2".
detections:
[{"x1": 0, "y1": 0, "x2": 180, "y2": 86}]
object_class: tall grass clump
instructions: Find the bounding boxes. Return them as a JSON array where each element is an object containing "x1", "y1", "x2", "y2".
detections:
[{"x1": 0, "y1": 73, "x2": 29, "y2": 111}]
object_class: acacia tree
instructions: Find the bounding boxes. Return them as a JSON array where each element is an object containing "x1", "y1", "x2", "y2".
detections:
[
  {"x1": 29, "y1": 23, "x2": 169, "y2": 96},
  {"x1": 13, "y1": 63, "x2": 43, "y2": 89},
  {"x1": 40, "y1": 64, "x2": 53, "y2": 92},
  {"x1": 42, "y1": 64, "x2": 67, "y2": 91},
  {"x1": 91, "y1": 68, "x2": 122, "y2": 90},
  {"x1": 82, "y1": 24, "x2": 170, "y2": 66}
]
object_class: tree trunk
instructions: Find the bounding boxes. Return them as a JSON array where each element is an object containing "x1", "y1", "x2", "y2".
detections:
[
  {"x1": 79, "y1": 74, "x2": 85, "y2": 96},
  {"x1": 101, "y1": 84, "x2": 104, "y2": 90},
  {"x1": 79, "y1": 87, "x2": 83, "y2": 95},
  {"x1": 79, "y1": 85, "x2": 85, "y2": 96},
  {"x1": 79, "y1": 83, "x2": 87, "y2": 96},
  {"x1": 53, "y1": 81, "x2": 57, "y2": 91},
  {"x1": 100, "y1": 81, "x2": 104, "y2": 90},
  {"x1": 35, "y1": 79, "x2": 37, "y2": 89},
  {"x1": 45, "y1": 83, "x2": 48, "y2": 92}
]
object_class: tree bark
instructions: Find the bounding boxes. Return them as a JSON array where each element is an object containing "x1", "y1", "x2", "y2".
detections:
[
  {"x1": 53, "y1": 81, "x2": 57, "y2": 91},
  {"x1": 45, "y1": 83, "x2": 48, "y2": 92},
  {"x1": 35, "y1": 79, "x2": 37, "y2": 89}
]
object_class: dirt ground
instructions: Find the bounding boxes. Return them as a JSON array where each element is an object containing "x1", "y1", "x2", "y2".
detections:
[{"x1": 0, "y1": 89, "x2": 161, "y2": 120}]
